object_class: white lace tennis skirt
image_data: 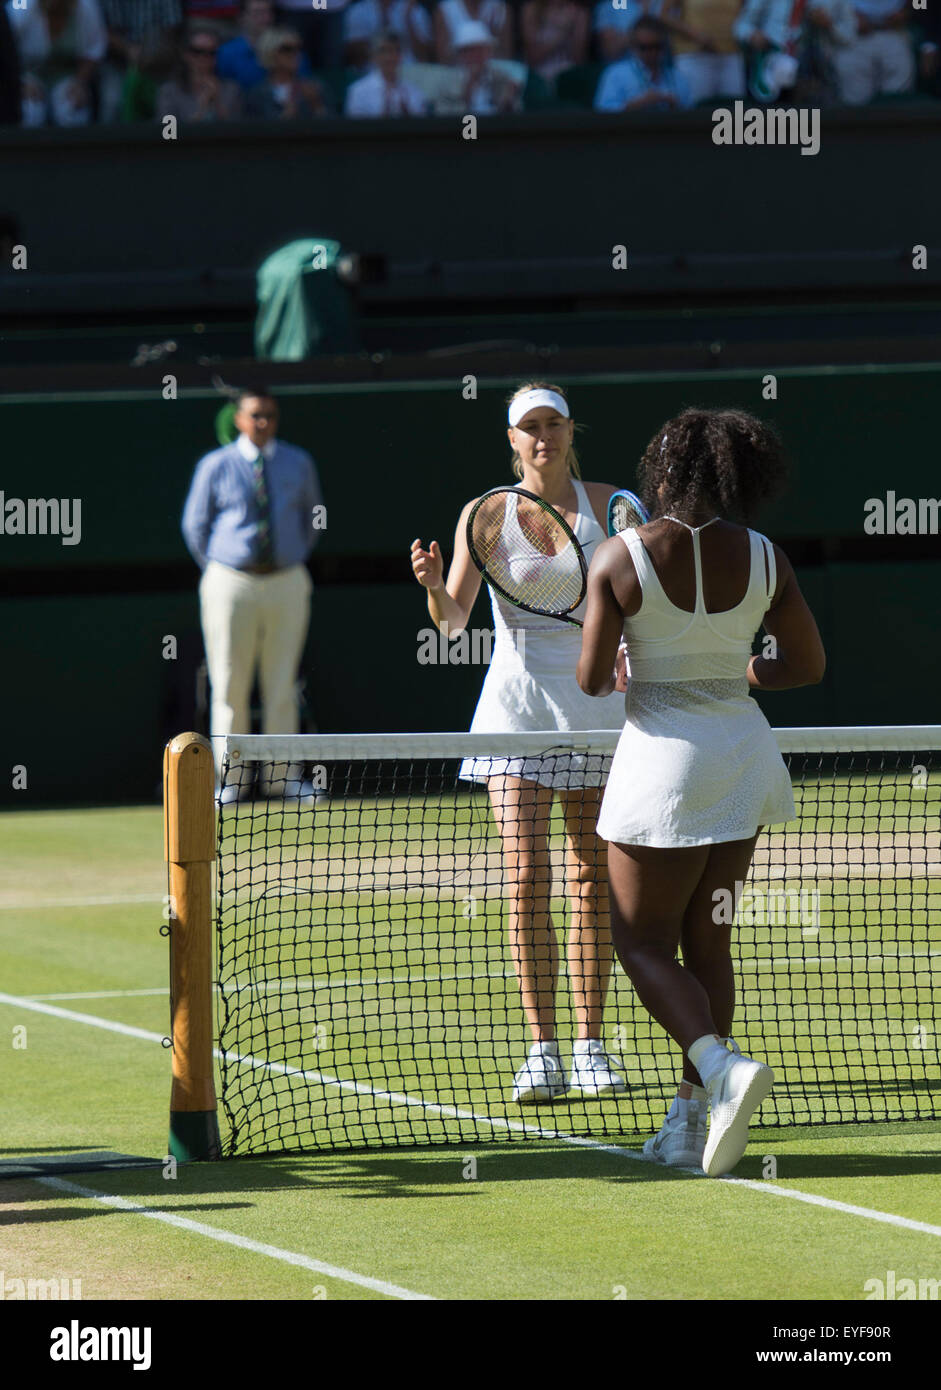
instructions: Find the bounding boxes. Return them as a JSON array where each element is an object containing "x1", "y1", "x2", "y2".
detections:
[
  {"x1": 596, "y1": 678, "x2": 795, "y2": 847},
  {"x1": 458, "y1": 629, "x2": 624, "y2": 790}
]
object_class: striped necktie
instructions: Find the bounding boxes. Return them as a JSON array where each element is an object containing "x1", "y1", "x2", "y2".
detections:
[{"x1": 251, "y1": 449, "x2": 274, "y2": 567}]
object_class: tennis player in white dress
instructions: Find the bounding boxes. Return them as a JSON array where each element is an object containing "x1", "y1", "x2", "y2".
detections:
[
  {"x1": 411, "y1": 382, "x2": 628, "y2": 1103},
  {"x1": 577, "y1": 407, "x2": 826, "y2": 1176}
]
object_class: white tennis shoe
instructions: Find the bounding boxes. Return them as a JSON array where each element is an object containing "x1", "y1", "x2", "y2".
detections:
[
  {"x1": 702, "y1": 1039, "x2": 774, "y2": 1177},
  {"x1": 643, "y1": 1102, "x2": 707, "y2": 1169},
  {"x1": 512, "y1": 1043, "x2": 568, "y2": 1104},
  {"x1": 568, "y1": 1041, "x2": 627, "y2": 1097}
]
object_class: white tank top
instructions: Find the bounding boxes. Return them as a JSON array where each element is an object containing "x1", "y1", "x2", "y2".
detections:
[
  {"x1": 488, "y1": 478, "x2": 606, "y2": 636},
  {"x1": 619, "y1": 520, "x2": 776, "y2": 681}
]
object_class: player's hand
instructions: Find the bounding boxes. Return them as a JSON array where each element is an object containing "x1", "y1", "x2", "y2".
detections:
[
  {"x1": 411, "y1": 537, "x2": 444, "y2": 589},
  {"x1": 749, "y1": 31, "x2": 772, "y2": 49},
  {"x1": 615, "y1": 642, "x2": 629, "y2": 693}
]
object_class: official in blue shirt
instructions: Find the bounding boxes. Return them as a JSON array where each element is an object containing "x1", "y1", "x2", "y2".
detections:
[
  {"x1": 182, "y1": 387, "x2": 324, "y2": 800},
  {"x1": 595, "y1": 16, "x2": 694, "y2": 111}
]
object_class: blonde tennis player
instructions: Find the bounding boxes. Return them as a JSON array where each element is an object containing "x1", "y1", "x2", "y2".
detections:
[
  {"x1": 410, "y1": 383, "x2": 627, "y2": 1104},
  {"x1": 577, "y1": 407, "x2": 825, "y2": 1175}
]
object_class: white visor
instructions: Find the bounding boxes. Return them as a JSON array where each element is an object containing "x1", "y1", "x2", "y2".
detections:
[{"x1": 508, "y1": 389, "x2": 569, "y2": 428}]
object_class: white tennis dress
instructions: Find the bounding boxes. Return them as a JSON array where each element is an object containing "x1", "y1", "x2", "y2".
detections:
[
  {"x1": 596, "y1": 520, "x2": 795, "y2": 846},
  {"x1": 460, "y1": 479, "x2": 625, "y2": 788}
]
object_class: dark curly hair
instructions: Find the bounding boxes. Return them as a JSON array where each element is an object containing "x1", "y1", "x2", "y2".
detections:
[{"x1": 638, "y1": 407, "x2": 788, "y2": 524}]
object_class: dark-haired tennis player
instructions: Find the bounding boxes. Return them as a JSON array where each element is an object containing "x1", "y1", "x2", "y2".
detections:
[
  {"x1": 411, "y1": 383, "x2": 627, "y2": 1103},
  {"x1": 577, "y1": 407, "x2": 826, "y2": 1176}
]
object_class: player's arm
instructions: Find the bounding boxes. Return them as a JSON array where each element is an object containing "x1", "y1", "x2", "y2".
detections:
[
  {"x1": 577, "y1": 536, "x2": 634, "y2": 697},
  {"x1": 410, "y1": 498, "x2": 484, "y2": 634},
  {"x1": 748, "y1": 545, "x2": 826, "y2": 689},
  {"x1": 181, "y1": 455, "x2": 215, "y2": 569}
]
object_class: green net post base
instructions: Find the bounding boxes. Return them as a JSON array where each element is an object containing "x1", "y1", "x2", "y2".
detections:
[{"x1": 169, "y1": 1110, "x2": 221, "y2": 1163}]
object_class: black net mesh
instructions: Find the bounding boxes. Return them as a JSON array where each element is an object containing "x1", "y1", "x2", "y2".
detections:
[{"x1": 214, "y1": 734, "x2": 940, "y2": 1156}]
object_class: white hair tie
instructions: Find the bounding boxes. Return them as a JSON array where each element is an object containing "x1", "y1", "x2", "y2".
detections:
[
  {"x1": 508, "y1": 389, "x2": 570, "y2": 428},
  {"x1": 661, "y1": 433, "x2": 674, "y2": 473}
]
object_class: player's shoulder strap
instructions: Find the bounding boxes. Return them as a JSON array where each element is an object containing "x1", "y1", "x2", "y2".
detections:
[{"x1": 749, "y1": 528, "x2": 777, "y2": 605}]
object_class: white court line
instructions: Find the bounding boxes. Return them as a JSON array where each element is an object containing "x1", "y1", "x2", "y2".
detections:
[
  {"x1": 0, "y1": 893, "x2": 164, "y2": 910},
  {"x1": 721, "y1": 1178, "x2": 941, "y2": 1238},
  {"x1": 0, "y1": 993, "x2": 166, "y2": 1044},
  {"x1": 27, "y1": 988, "x2": 169, "y2": 1002},
  {"x1": 2, "y1": 991, "x2": 939, "y2": 1243},
  {"x1": 24, "y1": 950, "x2": 938, "y2": 1004},
  {"x1": 34, "y1": 1176, "x2": 434, "y2": 1301}
]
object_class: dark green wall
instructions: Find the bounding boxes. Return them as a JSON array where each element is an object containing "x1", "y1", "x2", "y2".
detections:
[
  {"x1": 2, "y1": 366, "x2": 939, "y2": 805},
  {"x1": 4, "y1": 365, "x2": 941, "y2": 568},
  {"x1": 2, "y1": 108, "x2": 939, "y2": 294}
]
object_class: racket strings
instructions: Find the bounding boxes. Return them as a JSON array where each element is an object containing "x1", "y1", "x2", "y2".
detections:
[
  {"x1": 609, "y1": 494, "x2": 648, "y2": 533},
  {"x1": 470, "y1": 493, "x2": 584, "y2": 616}
]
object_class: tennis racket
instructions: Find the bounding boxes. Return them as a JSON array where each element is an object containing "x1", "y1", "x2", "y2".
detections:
[
  {"x1": 466, "y1": 486, "x2": 588, "y2": 628},
  {"x1": 607, "y1": 489, "x2": 649, "y2": 535}
]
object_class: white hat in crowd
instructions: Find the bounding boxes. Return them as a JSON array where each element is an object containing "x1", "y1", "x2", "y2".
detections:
[{"x1": 453, "y1": 19, "x2": 494, "y2": 49}]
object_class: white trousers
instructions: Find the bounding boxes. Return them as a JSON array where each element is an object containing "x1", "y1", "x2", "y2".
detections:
[
  {"x1": 674, "y1": 52, "x2": 745, "y2": 103},
  {"x1": 831, "y1": 31, "x2": 915, "y2": 105},
  {"x1": 199, "y1": 561, "x2": 312, "y2": 777}
]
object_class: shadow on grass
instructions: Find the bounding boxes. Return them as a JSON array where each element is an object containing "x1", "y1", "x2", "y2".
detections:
[
  {"x1": 0, "y1": 1146, "x2": 102, "y2": 1156},
  {"x1": 7, "y1": 1137, "x2": 935, "y2": 1206},
  {"x1": 0, "y1": 1201, "x2": 255, "y2": 1225},
  {"x1": 0, "y1": 1151, "x2": 163, "y2": 1183}
]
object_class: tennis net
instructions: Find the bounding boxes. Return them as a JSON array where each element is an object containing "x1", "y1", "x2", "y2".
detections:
[{"x1": 214, "y1": 727, "x2": 940, "y2": 1156}]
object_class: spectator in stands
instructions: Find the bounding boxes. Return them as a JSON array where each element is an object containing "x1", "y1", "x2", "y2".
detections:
[
  {"x1": 594, "y1": 14, "x2": 692, "y2": 107},
  {"x1": 734, "y1": 0, "x2": 856, "y2": 102},
  {"x1": 119, "y1": 29, "x2": 177, "y2": 115},
  {"x1": 217, "y1": 0, "x2": 311, "y2": 87},
  {"x1": 520, "y1": 0, "x2": 589, "y2": 86},
  {"x1": 344, "y1": 0, "x2": 432, "y2": 69},
  {"x1": 8, "y1": 0, "x2": 107, "y2": 125},
  {"x1": 1, "y1": 5, "x2": 22, "y2": 122},
  {"x1": 274, "y1": 0, "x2": 347, "y2": 70},
  {"x1": 98, "y1": 0, "x2": 182, "y2": 119},
  {"x1": 244, "y1": 25, "x2": 327, "y2": 111},
  {"x1": 798, "y1": 0, "x2": 858, "y2": 102},
  {"x1": 661, "y1": 0, "x2": 744, "y2": 101},
  {"x1": 434, "y1": 0, "x2": 510, "y2": 62},
  {"x1": 182, "y1": 0, "x2": 239, "y2": 29},
  {"x1": 345, "y1": 29, "x2": 426, "y2": 110},
  {"x1": 828, "y1": 0, "x2": 914, "y2": 103},
  {"x1": 439, "y1": 17, "x2": 522, "y2": 108},
  {"x1": 594, "y1": 0, "x2": 668, "y2": 64},
  {"x1": 917, "y1": 1, "x2": 940, "y2": 97},
  {"x1": 156, "y1": 22, "x2": 242, "y2": 116}
]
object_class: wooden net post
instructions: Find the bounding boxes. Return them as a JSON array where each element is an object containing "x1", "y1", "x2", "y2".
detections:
[{"x1": 164, "y1": 732, "x2": 221, "y2": 1161}]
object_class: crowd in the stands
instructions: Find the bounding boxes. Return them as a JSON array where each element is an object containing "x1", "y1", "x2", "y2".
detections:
[{"x1": 1, "y1": 0, "x2": 938, "y2": 125}]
